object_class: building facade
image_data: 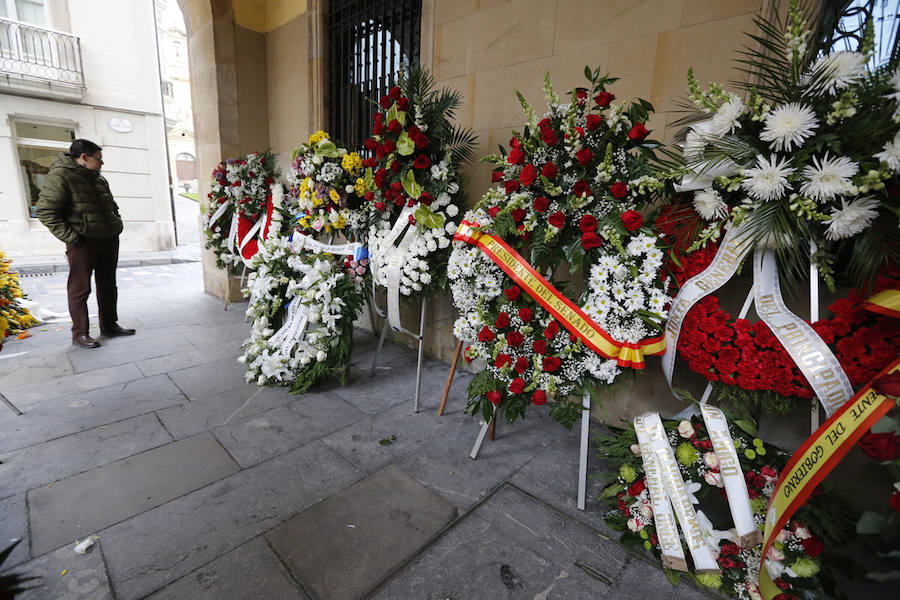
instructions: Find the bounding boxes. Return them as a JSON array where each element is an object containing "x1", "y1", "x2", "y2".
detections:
[{"x1": 0, "y1": 0, "x2": 174, "y2": 256}]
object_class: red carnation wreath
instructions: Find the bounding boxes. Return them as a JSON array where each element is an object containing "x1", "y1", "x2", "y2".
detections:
[{"x1": 656, "y1": 203, "x2": 900, "y2": 402}]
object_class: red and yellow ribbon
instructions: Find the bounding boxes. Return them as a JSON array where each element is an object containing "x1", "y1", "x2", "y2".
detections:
[
  {"x1": 863, "y1": 288, "x2": 900, "y2": 319},
  {"x1": 454, "y1": 221, "x2": 665, "y2": 368},
  {"x1": 758, "y1": 357, "x2": 900, "y2": 598}
]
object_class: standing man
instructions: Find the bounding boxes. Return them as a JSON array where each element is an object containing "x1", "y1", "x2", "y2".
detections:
[{"x1": 36, "y1": 139, "x2": 136, "y2": 348}]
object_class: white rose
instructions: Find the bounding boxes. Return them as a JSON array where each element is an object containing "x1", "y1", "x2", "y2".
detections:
[
  {"x1": 703, "y1": 471, "x2": 723, "y2": 488},
  {"x1": 446, "y1": 204, "x2": 459, "y2": 217},
  {"x1": 316, "y1": 350, "x2": 328, "y2": 362},
  {"x1": 792, "y1": 525, "x2": 811, "y2": 540},
  {"x1": 630, "y1": 443, "x2": 642, "y2": 456},
  {"x1": 420, "y1": 272, "x2": 432, "y2": 284},
  {"x1": 626, "y1": 518, "x2": 643, "y2": 532},
  {"x1": 703, "y1": 452, "x2": 720, "y2": 469},
  {"x1": 677, "y1": 420, "x2": 695, "y2": 438},
  {"x1": 444, "y1": 221, "x2": 456, "y2": 234},
  {"x1": 345, "y1": 184, "x2": 355, "y2": 194}
]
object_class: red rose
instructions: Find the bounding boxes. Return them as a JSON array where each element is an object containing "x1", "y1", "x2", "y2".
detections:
[
  {"x1": 505, "y1": 180, "x2": 521, "y2": 194},
  {"x1": 495, "y1": 312, "x2": 511, "y2": 329},
  {"x1": 464, "y1": 345, "x2": 473, "y2": 363},
  {"x1": 504, "y1": 287, "x2": 521, "y2": 301},
  {"x1": 575, "y1": 88, "x2": 588, "y2": 104},
  {"x1": 408, "y1": 213, "x2": 416, "y2": 224},
  {"x1": 379, "y1": 95, "x2": 393, "y2": 109},
  {"x1": 892, "y1": 492, "x2": 900, "y2": 514},
  {"x1": 858, "y1": 432, "x2": 900, "y2": 460},
  {"x1": 574, "y1": 126, "x2": 585, "y2": 137},
  {"x1": 514, "y1": 356, "x2": 529, "y2": 374},
  {"x1": 519, "y1": 163, "x2": 537, "y2": 186},
  {"x1": 594, "y1": 92, "x2": 615, "y2": 107},
  {"x1": 576, "y1": 148, "x2": 593, "y2": 166},
  {"x1": 538, "y1": 117, "x2": 552, "y2": 129},
  {"x1": 719, "y1": 542, "x2": 740, "y2": 556},
  {"x1": 511, "y1": 208, "x2": 527, "y2": 222},
  {"x1": 382, "y1": 139, "x2": 396, "y2": 153},
  {"x1": 495, "y1": 353, "x2": 512, "y2": 368},
  {"x1": 579, "y1": 214, "x2": 597, "y2": 233},
  {"x1": 390, "y1": 160, "x2": 401, "y2": 173},
  {"x1": 610, "y1": 182, "x2": 628, "y2": 199},
  {"x1": 548, "y1": 211, "x2": 566, "y2": 228},
  {"x1": 544, "y1": 321, "x2": 559, "y2": 339},
  {"x1": 507, "y1": 331, "x2": 525, "y2": 347},
  {"x1": 509, "y1": 377, "x2": 526, "y2": 395},
  {"x1": 801, "y1": 536, "x2": 824, "y2": 558},
  {"x1": 628, "y1": 122, "x2": 649, "y2": 142},
  {"x1": 389, "y1": 85, "x2": 401, "y2": 99},
  {"x1": 533, "y1": 196, "x2": 550, "y2": 213},
  {"x1": 419, "y1": 191, "x2": 433, "y2": 205},
  {"x1": 414, "y1": 133, "x2": 429, "y2": 149},
  {"x1": 585, "y1": 114, "x2": 603, "y2": 131},
  {"x1": 397, "y1": 97, "x2": 409, "y2": 111},
  {"x1": 374, "y1": 202, "x2": 386, "y2": 211},
  {"x1": 492, "y1": 169, "x2": 504, "y2": 183},
  {"x1": 388, "y1": 119, "x2": 401, "y2": 133},
  {"x1": 573, "y1": 180, "x2": 593, "y2": 198},
  {"x1": 488, "y1": 206, "x2": 501, "y2": 219},
  {"x1": 373, "y1": 121, "x2": 386, "y2": 135},
  {"x1": 541, "y1": 162, "x2": 557, "y2": 178},
  {"x1": 532, "y1": 390, "x2": 548, "y2": 405},
  {"x1": 542, "y1": 356, "x2": 561, "y2": 372},
  {"x1": 518, "y1": 307, "x2": 533, "y2": 322},
  {"x1": 621, "y1": 210, "x2": 643, "y2": 231},
  {"x1": 718, "y1": 557, "x2": 738, "y2": 570},
  {"x1": 510, "y1": 135, "x2": 522, "y2": 149},
  {"x1": 541, "y1": 129, "x2": 558, "y2": 146},
  {"x1": 486, "y1": 390, "x2": 502, "y2": 405},
  {"x1": 581, "y1": 231, "x2": 603, "y2": 249},
  {"x1": 365, "y1": 138, "x2": 378, "y2": 151},
  {"x1": 414, "y1": 154, "x2": 431, "y2": 169},
  {"x1": 478, "y1": 326, "x2": 495, "y2": 342},
  {"x1": 532, "y1": 339, "x2": 547, "y2": 354},
  {"x1": 508, "y1": 147, "x2": 525, "y2": 165},
  {"x1": 874, "y1": 372, "x2": 900, "y2": 397},
  {"x1": 626, "y1": 479, "x2": 645, "y2": 497}
]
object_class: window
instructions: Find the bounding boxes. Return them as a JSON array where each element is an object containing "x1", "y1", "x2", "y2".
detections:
[
  {"x1": 327, "y1": 0, "x2": 421, "y2": 152},
  {"x1": 13, "y1": 120, "x2": 74, "y2": 218},
  {"x1": 820, "y1": 0, "x2": 900, "y2": 67},
  {"x1": 175, "y1": 152, "x2": 196, "y2": 181}
]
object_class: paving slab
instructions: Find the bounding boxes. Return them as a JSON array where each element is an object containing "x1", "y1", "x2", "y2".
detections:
[
  {"x1": 213, "y1": 391, "x2": 366, "y2": 468},
  {"x1": 267, "y1": 465, "x2": 456, "y2": 600},
  {"x1": 0, "y1": 374, "x2": 186, "y2": 454},
  {"x1": 0, "y1": 353, "x2": 73, "y2": 387},
  {"x1": 371, "y1": 484, "x2": 624, "y2": 599},
  {"x1": 1, "y1": 363, "x2": 146, "y2": 407},
  {"x1": 154, "y1": 384, "x2": 296, "y2": 440},
  {"x1": 28, "y1": 432, "x2": 240, "y2": 556},
  {"x1": 166, "y1": 356, "x2": 254, "y2": 400},
  {"x1": 608, "y1": 554, "x2": 713, "y2": 599},
  {"x1": 66, "y1": 334, "x2": 181, "y2": 374},
  {"x1": 12, "y1": 541, "x2": 113, "y2": 600},
  {"x1": 144, "y1": 537, "x2": 308, "y2": 600},
  {"x1": 100, "y1": 440, "x2": 362, "y2": 600},
  {"x1": 0, "y1": 494, "x2": 29, "y2": 567},
  {"x1": 0, "y1": 413, "x2": 171, "y2": 500},
  {"x1": 135, "y1": 338, "x2": 242, "y2": 377}
]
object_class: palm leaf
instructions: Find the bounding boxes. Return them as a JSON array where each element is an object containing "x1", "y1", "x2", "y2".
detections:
[{"x1": 447, "y1": 125, "x2": 478, "y2": 166}]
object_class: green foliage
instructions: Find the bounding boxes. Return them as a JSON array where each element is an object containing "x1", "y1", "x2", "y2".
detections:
[{"x1": 0, "y1": 540, "x2": 40, "y2": 596}]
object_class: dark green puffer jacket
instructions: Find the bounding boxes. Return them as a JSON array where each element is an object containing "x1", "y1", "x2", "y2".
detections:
[{"x1": 35, "y1": 154, "x2": 124, "y2": 244}]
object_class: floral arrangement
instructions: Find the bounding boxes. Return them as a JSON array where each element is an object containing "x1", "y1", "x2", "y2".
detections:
[
  {"x1": 202, "y1": 162, "x2": 241, "y2": 271},
  {"x1": 362, "y1": 66, "x2": 477, "y2": 296},
  {"x1": 0, "y1": 250, "x2": 38, "y2": 350},
  {"x1": 596, "y1": 415, "x2": 852, "y2": 600},
  {"x1": 288, "y1": 131, "x2": 368, "y2": 240},
  {"x1": 656, "y1": 201, "x2": 900, "y2": 409},
  {"x1": 671, "y1": 0, "x2": 899, "y2": 291},
  {"x1": 239, "y1": 235, "x2": 366, "y2": 393},
  {"x1": 449, "y1": 68, "x2": 674, "y2": 428}
]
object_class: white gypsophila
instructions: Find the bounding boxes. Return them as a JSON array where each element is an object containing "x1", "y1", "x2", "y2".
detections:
[
  {"x1": 708, "y1": 94, "x2": 745, "y2": 137},
  {"x1": 875, "y1": 130, "x2": 900, "y2": 172},
  {"x1": 759, "y1": 103, "x2": 819, "y2": 152},
  {"x1": 799, "y1": 154, "x2": 858, "y2": 202},
  {"x1": 693, "y1": 187, "x2": 729, "y2": 220},
  {"x1": 802, "y1": 51, "x2": 867, "y2": 95},
  {"x1": 825, "y1": 196, "x2": 880, "y2": 240},
  {"x1": 741, "y1": 154, "x2": 795, "y2": 202}
]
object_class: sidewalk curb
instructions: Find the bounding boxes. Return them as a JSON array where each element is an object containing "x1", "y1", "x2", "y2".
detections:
[{"x1": 12, "y1": 256, "x2": 202, "y2": 275}]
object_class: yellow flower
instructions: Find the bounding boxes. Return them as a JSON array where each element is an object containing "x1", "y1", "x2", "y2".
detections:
[
  {"x1": 341, "y1": 152, "x2": 362, "y2": 175},
  {"x1": 329, "y1": 189, "x2": 341, "y2": 204},
  {"x1": 309, "y1": 130, "x2": 330, "y2": 144},
  {"x1": 333, "y1": 215, "x2": 347, "y2": 229},
  {"x1": 298, "y1": 216, "x2": 311, "y2": 228},
  {"x1": 302, "y1": 177, "x2": 312, "y2": 192},
  {"x1": 312, "y1": 194, "x2": 324, "y2": 208},
  {"x1": 354, "y1": 178, "x2": 367, "y2": 197}
]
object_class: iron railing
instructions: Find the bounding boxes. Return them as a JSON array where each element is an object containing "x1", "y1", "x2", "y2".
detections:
[
  {"x1": 327, "y1": 0, "x2": 422, "y2": 152},
  {"x1": 0, "y1": 17, "x2": 84, "y2": 89}
]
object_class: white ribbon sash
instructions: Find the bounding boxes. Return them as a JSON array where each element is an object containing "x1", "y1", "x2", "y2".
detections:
[
  {"x1": 239, "y1": 214, "x2": 268, "y2": 266},
  {"x1": 226, "y1": 212, "x2": 240, "y2": 255},
  {"x1": 291, "y1": 233, "x2": 362, "y2": 257},
  {"x1": 753, "y1": 248, "x2": 853, "y2": 416},
  {"x1": 635, "y1": 413, "x2": 720, "y2": 573},
  {"x1": 208, "y1": 200, "x2": 230, "y2": 228},
  {"x1": 373, "y1": 206, "x2": 422, "y2": 330},
  {"x1": 662, "y1": 224, "x2": 754, "y2": 396},
  {"x1": 269, "y1": 298, "x2": 310, "y2": 352},
  {"x1": 698, "y1": 404, "x2": 761, "y2": 547}
]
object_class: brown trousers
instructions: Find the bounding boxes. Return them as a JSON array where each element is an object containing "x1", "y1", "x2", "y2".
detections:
[{"x1": 65, "y1": 236, "x2": 119, "y2": 337}]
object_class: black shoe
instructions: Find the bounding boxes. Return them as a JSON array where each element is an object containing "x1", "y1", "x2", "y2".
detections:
[
  {"x1": 73, "y1": 334, "x2": 101, "y2": 348},
  {"x1": 101, "y1": 324, "x2": 136, "y2": 336}
]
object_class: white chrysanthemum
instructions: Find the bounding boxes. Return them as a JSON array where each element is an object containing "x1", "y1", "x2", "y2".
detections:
[
  {"x1": 825, "y1": 196, "x2": 880, "y2": 240},
  {"x1": 803, "y1": 51, "x2": 867, "y2": 95},
  {"x1": 800, "y1": 154, "x2": 858, "y2": 202},
  {"x1": 760, "y1": 103, "x2": 819, "y2": 152},
  {"x1": 875, "y1": 131, "x2": 900, "y2": 172},
  {"x1": 693, "y1": 187, "x2": 729, "y2": 220},
  {"x1": 708, "y1": 94, "x2": 745, "y2": 137},
  {"x1": 741, "y1": 155, "x2": 795, "y2": 202}
]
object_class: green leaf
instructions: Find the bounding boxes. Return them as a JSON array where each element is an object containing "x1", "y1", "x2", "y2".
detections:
[
  {"x1": 364, "y1": 167, "x2": 374, "y2": 189},
  {"x1": 402, "y1": 169, "x2": 422, "y2": 199},
  {"x1": 316, "y1": 141, "x2": 338, "y2": 158},
  {"x1": 396, "y1": 131, "x2": 415, "y2": 156},
  {"x1": 872, "y1": 416, "x2": 900, "y2": 435},
  {"x1": 584, "y1": 65, "x2": 592, "y2": 81},
  {"x1": 734, "y1": 418, "x2": 758, "y2": 437},
  {"x1": 857, "y1": 511, "x2": 886, "y2": 535},
  {"x1": 600, "y1": 483, "x2": 624, "y2": 498},
  {"x1": 664, "y1": 569, "x2": 681, "y2": 587},
  {"x1": 414, "y1": 205, "x2": 445, "y2": 230}
]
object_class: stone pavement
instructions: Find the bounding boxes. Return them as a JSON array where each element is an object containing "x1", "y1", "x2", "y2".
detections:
[{"x1": 0, "y1": 262, "x2": 713, "y2": 600}]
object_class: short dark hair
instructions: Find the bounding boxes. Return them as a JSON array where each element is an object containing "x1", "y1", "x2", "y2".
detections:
[{"x1": 69, "y1": 139, "x2": 102, "y2": 159}]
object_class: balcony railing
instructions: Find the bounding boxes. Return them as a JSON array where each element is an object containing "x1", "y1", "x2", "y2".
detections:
[{"x1": 0, "y1": 17, "x2": 84, "y2": 92}]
